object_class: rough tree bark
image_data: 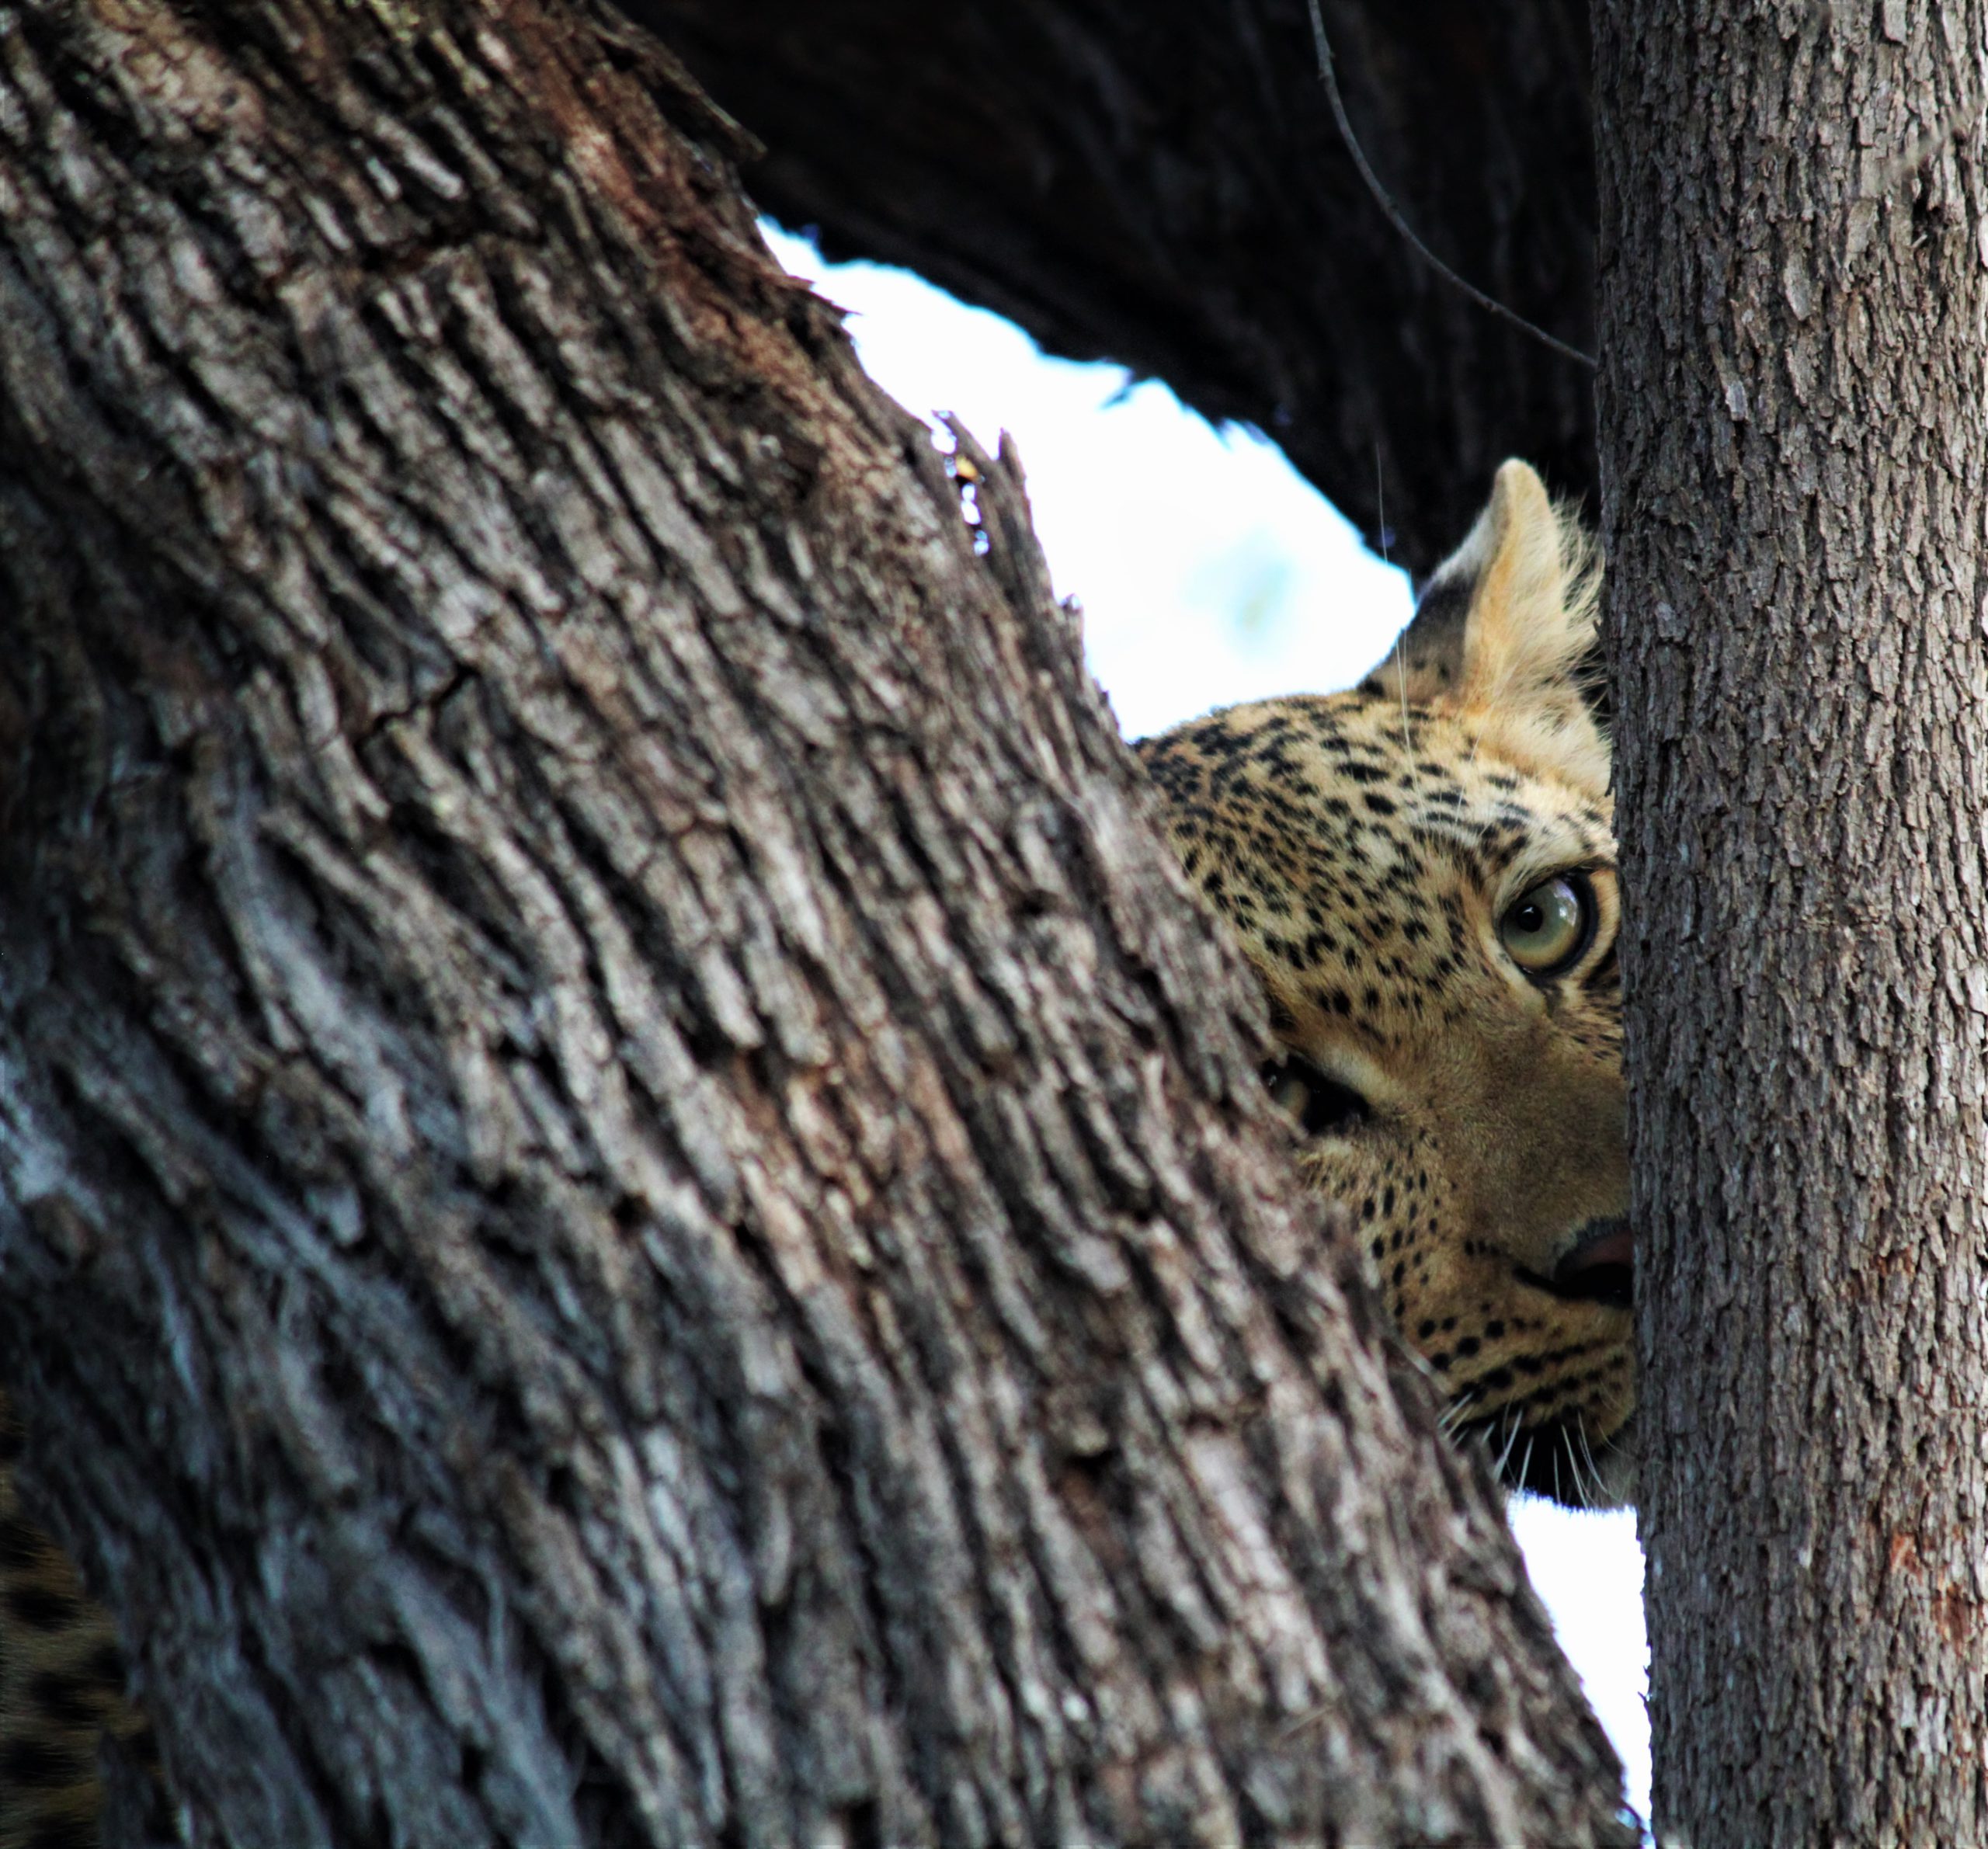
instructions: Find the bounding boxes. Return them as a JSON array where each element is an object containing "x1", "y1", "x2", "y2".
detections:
[
  {"x1": 1597, "y1": 5, "x2": 1988, "y2": 1844},
  {"x1": 0, "y1": 2, "x2": 1631, "y2": 1842},
  {"x1": 631, "y1": 0, "x2": 1597, "y2": 577}
]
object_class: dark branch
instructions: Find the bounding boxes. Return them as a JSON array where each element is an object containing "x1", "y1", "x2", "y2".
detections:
[{"x1": 631, "y1": 0, "x2": 1597, "y2": 577}]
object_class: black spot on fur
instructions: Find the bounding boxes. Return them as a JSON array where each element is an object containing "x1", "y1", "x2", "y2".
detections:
[
  {"x1": 5, "y1": 1583, "x2": 83, "y2": 1632},
  {"x1": 2, "y1": 1736, "x2": 85, "y2": 1791}
]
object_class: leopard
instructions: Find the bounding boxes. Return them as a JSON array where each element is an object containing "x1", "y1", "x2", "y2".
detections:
[{"x1": 1135, "y1": 459, "x2": 1635, "y2": 1508}]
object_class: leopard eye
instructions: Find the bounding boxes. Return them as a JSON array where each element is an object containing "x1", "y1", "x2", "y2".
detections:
[
  {"x1": 1260, "y1": 1054, "x2": 1371, "y2": 1138},
  {"x1": 1498, "y1": 874, "x2": 1594, "y2": 977}
]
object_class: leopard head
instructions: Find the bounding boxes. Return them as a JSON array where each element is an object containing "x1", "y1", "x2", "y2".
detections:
[{"x1": 1138, "y1": 461, "x2": 1633, "y2": 1507}]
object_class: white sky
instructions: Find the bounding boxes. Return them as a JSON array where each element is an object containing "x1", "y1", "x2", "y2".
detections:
[{"x1": 763, "y1": 222, "x2": 1651, "y2": 1828}]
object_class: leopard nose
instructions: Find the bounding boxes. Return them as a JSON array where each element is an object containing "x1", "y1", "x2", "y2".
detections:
[{"x1": 1553, "y1": 1218, "x2": 1633, "y2": 1307}]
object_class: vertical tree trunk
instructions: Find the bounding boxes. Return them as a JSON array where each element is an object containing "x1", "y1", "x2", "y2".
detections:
[
  {"x1": 1597, "y1": 5, "x2": 1988, "y2": 1842},
  {"x1": 0, "y1": 2, "x2": 1632, "y2": 1842}
]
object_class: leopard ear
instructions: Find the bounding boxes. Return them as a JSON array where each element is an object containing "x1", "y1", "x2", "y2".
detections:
[
  {"x1": 1358, "y1": 520, "x2": 1486, "y2": 705},
  {"x1": 1361, "y1": 460, "x2": 1607, "y2": 794}
]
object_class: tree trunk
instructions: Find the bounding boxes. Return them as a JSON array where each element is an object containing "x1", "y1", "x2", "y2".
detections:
[
  {"x1": 631, "y1": 0, "x2": 1597, "y2": 578},
  {"x1": 0, "y1": 2, "x2": 1631, "y2": 1842},
  {"x1": 1597, "y1": 5, "x2": 1988, "y2": 1843}
]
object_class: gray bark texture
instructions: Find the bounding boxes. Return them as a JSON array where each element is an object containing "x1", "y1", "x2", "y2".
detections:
[
  {"x1": 630, "y1": 0, "x2": 1597, "y2": 579},
  {"x1": 1596, "y1": 5, "x2": 1988, "y2": 1844},
  {"x1": 0, "y1": 1, "x2": 1632, "y2": 1843}
]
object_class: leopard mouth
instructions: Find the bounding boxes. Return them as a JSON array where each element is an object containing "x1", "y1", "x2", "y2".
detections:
[
  {"x1": 1454, "y1": 1405, "x2": 1636, "y2": 1509},
  {"x1": 1517, "y1": 1215, "x2": 1633, "y2": 1311},
  {"x1": 1475, "y1": 1218, "x2": 1635, "y2": 1506}
]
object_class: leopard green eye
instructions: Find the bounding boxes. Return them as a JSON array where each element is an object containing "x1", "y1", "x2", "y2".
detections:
[{"x1": 1499, "y1": 875, "x2": 1593, "y2": 977}]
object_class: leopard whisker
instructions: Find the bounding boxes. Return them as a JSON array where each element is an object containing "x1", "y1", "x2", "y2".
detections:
[
  {"x1": 1576, "y1": 1419, "x2": 1605, "y2": 1511},
  {"x1": 1439, "y1": 1391, "x2": 1481, "y2": 1437},
  {"x1": 1564, "y1": 1427, "x2": 1594, "y2": 1507}
]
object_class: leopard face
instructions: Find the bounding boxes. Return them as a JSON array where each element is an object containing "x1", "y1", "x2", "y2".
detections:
[{"x1": 1137, "y1": 461, "x2": 1634, "y2": 1507}]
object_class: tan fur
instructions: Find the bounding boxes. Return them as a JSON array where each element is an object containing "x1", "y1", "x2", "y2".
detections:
[
  {"x1": 1371, "y1": 460, "x2": 1607, "y2": 793},
  {"x1": 1138, "y1": 461, "x2": 1633, "y2": 1506}
]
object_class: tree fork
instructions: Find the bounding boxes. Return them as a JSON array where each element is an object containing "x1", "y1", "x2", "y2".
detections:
[
  {"x1": 1597, "y1": 5, "x2": 1988, "y2": 1841},
  {"x1": 0, "y1": 1, "x2": 1628, "y2": 1842}
]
